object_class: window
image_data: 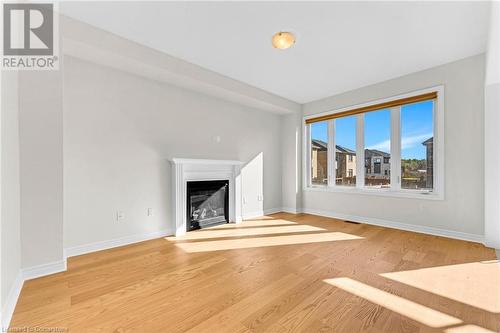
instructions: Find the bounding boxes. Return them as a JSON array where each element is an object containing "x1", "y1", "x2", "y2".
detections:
[
  {"x1": 310, "y1": 121, "x2": 328, "y2": 185},
  {"x1": 305, "y1": 87, "x2": 443, "y2": 199},
  {"x1": 401, "y1": 100, "x2": 434, "y2": 190},
  {"x1": 365, "y1": 109, "x2": 391, "y2": 188},
  {"x1": 335, "y1": 115, "x2": 356, "y2": 186}
]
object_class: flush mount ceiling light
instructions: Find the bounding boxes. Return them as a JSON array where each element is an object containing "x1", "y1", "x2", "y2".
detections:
[{"x1": 272, "y1": 31, "x2": 295, "y2": 49}]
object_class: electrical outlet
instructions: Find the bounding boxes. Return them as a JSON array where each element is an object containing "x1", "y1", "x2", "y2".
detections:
[
  {"x1": 147, "y1": 208, "x2": 153, "y2": 216},
  {"x1": 116, "y1": 211, "x2": 125, "y2": 221}
]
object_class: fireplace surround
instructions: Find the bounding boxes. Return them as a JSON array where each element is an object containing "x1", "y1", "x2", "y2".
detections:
[{"x1": 170, "y1": 158, "x2": 243, "y2": 236}]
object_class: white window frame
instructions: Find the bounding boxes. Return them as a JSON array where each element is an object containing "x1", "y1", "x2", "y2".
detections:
[{"x1": 303, "y1": 85, "x2": 444, "y2": 200}]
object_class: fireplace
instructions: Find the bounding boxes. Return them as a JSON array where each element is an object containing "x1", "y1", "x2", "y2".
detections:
[
  {"x1": 186, "y1": 180, "x2": 229, "y2": 231},
  {"x1": 170, "y1": 158, "x2": 242, "y2": 236}
]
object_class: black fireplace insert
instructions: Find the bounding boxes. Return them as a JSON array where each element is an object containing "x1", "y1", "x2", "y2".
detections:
[{"x1": 186, "y1": 180, "x2": 229, "y2": 231}]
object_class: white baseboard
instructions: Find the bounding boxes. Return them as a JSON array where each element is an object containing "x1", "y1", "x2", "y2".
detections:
[
  {"x1": 1, "y1": 271, "x2": 24, "y2": 330},
  {"x1": 22, "y1": 259, "x2": 67, "y2": 281},
  {"x1": 2, "y1": 260, "x2": 68, "y2": 329},
  {"x1": 484, "y1": 238, "x2": 500, "y2": 250},
  {"x1": 281, "y1": 207, "x2": 303, "y2": 214},
  {"x1": 242, "y1": 207, "x2": 282, "y2": 220},
  {"x1": 265, "y1": 208, "x2": 282, "y2": 215},
  {"x1": 302, "y1": 208, "x2": 484, "y2": 244},
  {"x1": 64, "y1": 228, "x2": 173, "y2": 258}
]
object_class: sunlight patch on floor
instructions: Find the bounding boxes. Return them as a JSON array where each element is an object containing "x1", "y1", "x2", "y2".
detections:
[
  {"x1": 213, "y1": 219, "x2": 298, "y2": 229},
  {"x1": 170, "y1": 232, "x2": 362, "y2": 252},
  {"x1": 323, "y1": 277, "x2": 462, "y2": 328},
  {"x1": 166, "y1": 224, "x2": 326, "y2": 241},
  {"x1": 444, "y1": 324, "x2": 497, "y2": 333},
  {"x1": 381, "y1": 260, "x2": 500, "y2": 313}
]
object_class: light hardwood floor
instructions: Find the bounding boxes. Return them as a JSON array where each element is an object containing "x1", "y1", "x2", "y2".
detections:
[{"x1": 10, "y1": 213, "x2": 499, "y2": 332}]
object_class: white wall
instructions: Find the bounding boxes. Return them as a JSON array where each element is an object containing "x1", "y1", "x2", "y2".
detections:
[
  {"x1": 18, "y1": 70, "x2": 64, "y2": 268},
  {"x1": 281, "y1": 112, "x2": 302, "y2": 213},
  {"x1": 485, "y1": 1, "x2": 499, "y2": 87},
  {"x1": 485, "y1": 1, "x2": 500, "y2": 248},
  {"x1": 1, "y1": 71, "x2": 22, "y2": 325},
  {"x1": 240, "y1": 152, "x2": 264, "y2": 218},
  {"x1": 300, "y1": 54, "x2": 485, "y2": 237},
  {"x1": 63, "y1": 56, "x2": 282, "y2": 248}
]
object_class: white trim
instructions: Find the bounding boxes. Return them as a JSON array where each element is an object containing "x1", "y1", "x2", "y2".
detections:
[
  {"x1": 1, "y1": 271, "x2": 23, "y2": 330},
  {"x1": 171, "y1": 158, "x2": 243, "y2": 166},
  {"x1": 64, "y1": 229, "x2": 173, "y2": 258},
  {"x1": 281, "y1": 207, "x2": 303, "y2": 214},
  {"x1": 303, "y1": 85, "x2": 445, "y2": 200},
  {"x1": 302, "y1": 208, "x2": 484, "y2": 244},
  {"x1": 303, "y1": 125, "x2": 311, "y2": 188},
  {"x1": 484, "y1": 239, "x2": 500, "y2": 250},
  {"x1": 242, "y1": 208, "x2": 282, "y2": 220},
  {"x1": 242, "y1": 211, "x2": 265, "y2": 220},
  {"x1": 169, "y1": 158, "x2": 242, "y2": 236},
  {"x1": 22, "y1": 260, "x2": 67, "y2": 281},
  {"x1": 434, "y1": 86, "x2": 445, "y2": 200},
  {"x1": 265, "y1": 207, "x2": 283, "y2": 215},
  {"x1": 327, "y1": 120, "x2": 335, "y2": 186},
  {"x1": 244, "y1": 208, "x2": 484, "y2": 244},
  {"x1": 390, "y1": 106, "x2": 401, "y2": 189},
  {"x1": 303, "y1": 185, "x2": 443, "y2": 200},
  {"x1": 356, "y1": 114, "x2": 365, "y2": 188}
]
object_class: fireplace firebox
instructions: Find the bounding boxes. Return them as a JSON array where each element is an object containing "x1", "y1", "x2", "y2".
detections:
[{"x1": 186, "y1": 180, "x2": 229, "y2": 231}]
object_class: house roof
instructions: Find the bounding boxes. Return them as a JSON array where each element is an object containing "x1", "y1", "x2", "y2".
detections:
[
  {"x1": 365, "y1": 149, "x2": 390, "y2": 158},
  {"x1": 422, "y1": 137, "x2": 433, "y2": 145},
  {"x1": 311, "y1": 140, "x2": 355, "y2": 154},
  {"x1": 336, "y1": 145, "x2": 356, "y2": 154},
  {"x1": 311, "y1": 139, "x2": 328, "y2": 150}
]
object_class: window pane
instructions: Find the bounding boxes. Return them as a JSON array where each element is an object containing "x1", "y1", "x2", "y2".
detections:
[
  {"x1": 335, "y1": 116, "x2": 356, "y2": 186},
  {"x1": 401, "y1": 100, "x2": 434, "y2": 190},
  {"x1": 364, "y1": 109, "x2": 391, "y2": 188},
  {"x1": 310, "y1": 121, "x2": 328, "y2": 185}
]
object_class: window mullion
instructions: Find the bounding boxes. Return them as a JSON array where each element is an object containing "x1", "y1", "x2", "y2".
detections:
[
  {"x1": 306, "y1": 124, "x2": 312, "y2": 188},
  {"x1": 433, "y1": 100, "x2": 438, "y2": 193},
  {"x1": 356, "y1": 114, "x2": 365, "y2": 188},
  {"x1": 390, "y1": 106, "x2": 401, "y2": 191},
  {"x1": 327, "y1": 119, "x2": 335, "y2": 187}
]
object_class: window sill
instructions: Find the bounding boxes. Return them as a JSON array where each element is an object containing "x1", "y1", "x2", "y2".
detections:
[{"x1": 304, "y1": 185, "x2": 444, "y2": 200}]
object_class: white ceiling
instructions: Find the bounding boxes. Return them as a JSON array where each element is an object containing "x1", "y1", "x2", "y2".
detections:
[{"x1": 60, "y1": 1, "x2": 491, "y2": 104}]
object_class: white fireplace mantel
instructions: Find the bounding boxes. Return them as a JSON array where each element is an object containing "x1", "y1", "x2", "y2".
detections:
[{"x1": 170, "y1": 158, "x2": 243, "y2": 236}]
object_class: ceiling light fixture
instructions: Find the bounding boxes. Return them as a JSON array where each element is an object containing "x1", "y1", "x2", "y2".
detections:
[{"x1": 272, "y1": 31, "x2": 295, "y2": 49}]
